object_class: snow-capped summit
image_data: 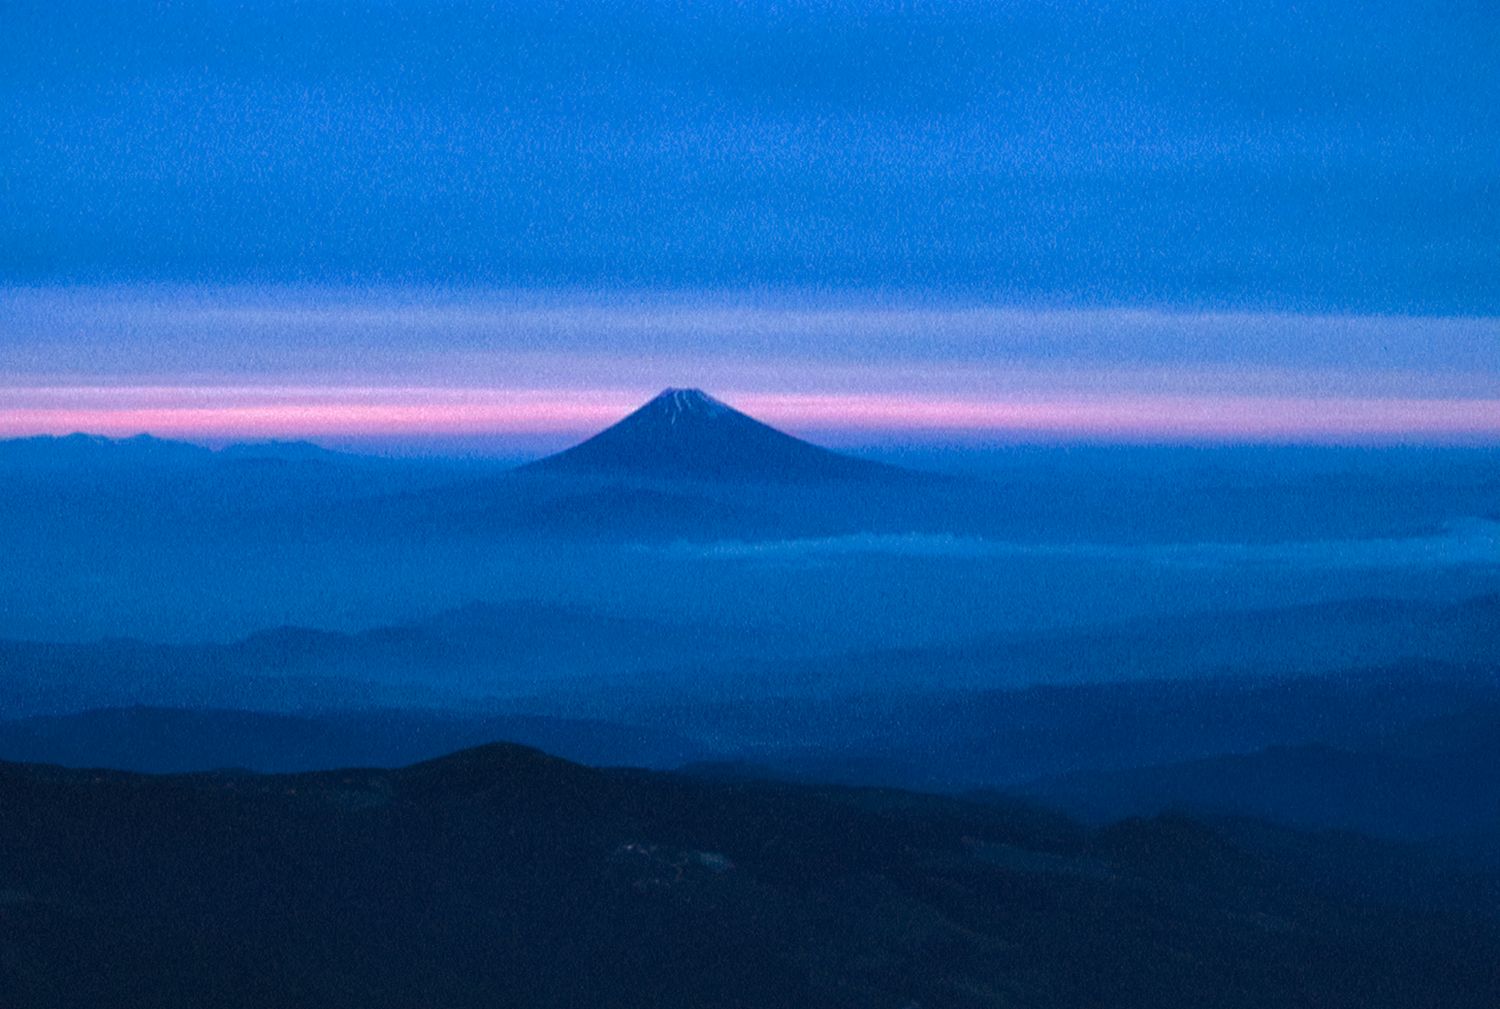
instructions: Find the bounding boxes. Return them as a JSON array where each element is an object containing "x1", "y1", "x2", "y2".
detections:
[
  {"x1": 522, "y1": 387, "x2": 907, "y2": 483},
  {"x1": 649, "y1": 388, "x2": 732, "y2": 424}
]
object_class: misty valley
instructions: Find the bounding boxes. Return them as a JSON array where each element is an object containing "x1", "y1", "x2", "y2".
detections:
[
  {"x1": 2, "y1": 390, "x2": 1498, "y2": 1007},
  {"x1": 7, "y1": 0, "x2": 1499, "y2": 1002}
]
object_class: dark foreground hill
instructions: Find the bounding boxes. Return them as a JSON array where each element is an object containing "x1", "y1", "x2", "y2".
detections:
[
  {"x1": 3, "y1": 745, "x2": 1498, "y2": 1009},
  {"x1": 0, "y1": 705, "x2": 704, "y2": 774},
  {"x1": 1019, "y1": 703, "x2": 1500, "y2": 860}
]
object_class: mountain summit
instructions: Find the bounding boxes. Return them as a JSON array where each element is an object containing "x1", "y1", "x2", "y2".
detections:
[{"x1": 524, "y1": 388, "x2": 906, "y2": 483}]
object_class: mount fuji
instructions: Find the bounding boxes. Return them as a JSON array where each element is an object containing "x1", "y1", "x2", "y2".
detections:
[
  {"x1": 524, "y1": 388, "x2": 911, "y2": 484},
  {"x1": 371, "y1": 388, "x2": 965, "y2": 542}
]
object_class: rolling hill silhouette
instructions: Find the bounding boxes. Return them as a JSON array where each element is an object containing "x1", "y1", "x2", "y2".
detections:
[{"x1": 4, "y1": 744, "x2": 1497, "y2": 1008}]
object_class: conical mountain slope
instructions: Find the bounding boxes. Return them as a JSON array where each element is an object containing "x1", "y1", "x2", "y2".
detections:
[{"x1": 524, "y1": 388, "x2": 907, "y2": 483}]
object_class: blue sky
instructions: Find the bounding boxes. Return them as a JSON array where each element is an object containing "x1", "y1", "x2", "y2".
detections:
[
  {"x1": 1, "y1": 2, "x2": 1496, "y2": 444},
  {"x1": 4, "y1": 0, "x2": 1496, "y2": 310}
]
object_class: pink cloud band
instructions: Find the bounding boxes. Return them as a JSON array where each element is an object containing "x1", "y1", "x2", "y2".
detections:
[{"x1": 3, "y1": 386, "x2": 1498, "y2": 443}]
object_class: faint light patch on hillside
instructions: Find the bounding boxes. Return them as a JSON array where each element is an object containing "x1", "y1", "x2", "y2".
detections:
[{"x1": 669, "y1": 519, "x2": 1500, "y2": 571}]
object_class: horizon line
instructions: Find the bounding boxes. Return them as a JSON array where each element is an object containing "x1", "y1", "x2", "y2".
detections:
[{"x1": 4, "y1": 386, "x2": 1499, "y2": 450}]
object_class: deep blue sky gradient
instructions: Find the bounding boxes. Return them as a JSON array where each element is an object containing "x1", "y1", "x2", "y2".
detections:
[{"x1": 4, "y1": 1, "x2": 1497, "y2": 313}]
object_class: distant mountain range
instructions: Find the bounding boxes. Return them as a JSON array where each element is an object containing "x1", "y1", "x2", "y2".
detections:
[
  {"x1": 0, "y1": 432, "x2": 357, "y2": 467},
  {"x1": 7, "y1": 392, "x2": 1495, "y2": 545},
  {"x1": 0, "y1": 599, "x2": 794, "y2": 716},
  {"x1": 0, "y1": 390, "x2": 955, "y2": 541},
  {"x1": 0, "y1": 389, "x2": 917, "y2": 485},
  {"x1": 1019, "y1": 702, "x2": 1500, "y2": 856},
  {"x1": 4, "y1": 595, "x2": 1496, "y2": 786},
  {"x1": 0, "y1": 432, "x2": 216, "y2": 467}
]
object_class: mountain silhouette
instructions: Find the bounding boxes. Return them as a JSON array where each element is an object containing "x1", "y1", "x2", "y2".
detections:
[
  {"x1": 5, "y1": 743, "x2": 1498, "y2": 1009},
  {"x1": 0, "y1": 432, "x2": 213, "y2": 468},
  {"x1": 523, "y1": 388, "x2": 909, "y2": 483}
]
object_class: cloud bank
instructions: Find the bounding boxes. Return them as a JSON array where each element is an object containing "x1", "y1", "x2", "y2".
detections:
[{"x1": 677, "y1": 519, "x2": 1500, "y2": 572}]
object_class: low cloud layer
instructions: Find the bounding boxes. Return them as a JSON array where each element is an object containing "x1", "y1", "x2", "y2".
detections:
[{"x1": 677, "y1": 519, "x2": 1500, "y2": 571}]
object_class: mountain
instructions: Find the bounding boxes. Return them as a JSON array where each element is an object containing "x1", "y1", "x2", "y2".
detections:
[
  {"x1": 0, "y1": 600, "x2": 800, "y2": 718},
  {"x1": 0, "y1": 432, "x2": 212, "y2": 469},
  {"x1": 0, "y1": 706, "x2": 703, "y2": 774},
  {"x1": 387, "y1": 387, "x2": 956, "y2": 540},
  {"x1": 3, "y1": 744, "x2": 1497, "y2": 1009},
  {"x1": 1017, "y1": 703, "x2": 1500, "y2": 859},
  {"x1": 0, "y1": 433, "x2": 376, "y2": 470},
  {"x1": 216, "y1": 439, "x2": 359, "y2": 464},
  {"x1": 704, "y1": 594, "x2": 1500, "y2": 714},
  {"x1": 4, "y1": 595, "x2": 1497, "y2": 772},
  {"x1": 651, "y1": 659, "x2": 1500, "y2": 796},
  {"x1": 522, "y1": 387, "x2": 911, "y2": 484}
]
